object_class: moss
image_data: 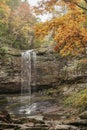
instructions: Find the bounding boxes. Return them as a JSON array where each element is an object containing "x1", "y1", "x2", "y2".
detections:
[
  {"x1": 33, "y1": 95, "x2": 54, "y2": 102},
  {"x1": 10, "y1": 103, "x2": 20, "y2": 109},
  {"x1": 0, "y1": 46, "x2": 8, "y2": 56},
  {"x1": 46, "y1": 88, "x2": 57, "y2": 95},
  {"x1": 64, "y1": 88, "x2": 87, "y2": 111},
  {"x1": 77, "y1": 58, "x2": 87, "y2": 70},
  {"x1": 0, "y1": 98, "x2": 8, "y2": 105}
]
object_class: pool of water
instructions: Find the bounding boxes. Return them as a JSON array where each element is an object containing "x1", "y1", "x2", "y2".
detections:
[{"x1": 0, "y1": 94, "x2": 57, "y2": 117}]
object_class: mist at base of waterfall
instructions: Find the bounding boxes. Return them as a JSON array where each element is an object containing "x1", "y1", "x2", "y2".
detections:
[
  {"x1": 19, "y1": 101, "x2": 54, "y2": 115},
  {"x1": 0, "y1": 93, "x2": 57, "y2": 117}
]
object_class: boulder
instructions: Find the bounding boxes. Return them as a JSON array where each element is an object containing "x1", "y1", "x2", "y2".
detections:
[
  {"x1": 79, "y1": 111, "x2": 87, "y2": 119},
  {"x1": 55, "y1": 124, "x2": 78, "y2": 130}
]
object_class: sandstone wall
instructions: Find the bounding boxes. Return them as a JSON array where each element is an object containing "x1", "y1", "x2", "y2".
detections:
[{"x1": 0, "y1": 48, "x2": 87, "y2": 93}]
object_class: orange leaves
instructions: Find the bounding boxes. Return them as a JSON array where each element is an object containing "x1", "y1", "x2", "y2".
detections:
[
  {"x1": 0, "y1": 1, "x2": 11, "y2": 16},
  {"x1": 63, "y1": 0, "x2": 87, "y2": 11},
  {"x1": 34, "y1": 22, "x2": 49, "y2": 39},
  {"x1": 0, "y1": 1, "x2": 11, "y2": 25},
  {"x1": 34, "y1": 0, "x2": 87, "y2": 56}
]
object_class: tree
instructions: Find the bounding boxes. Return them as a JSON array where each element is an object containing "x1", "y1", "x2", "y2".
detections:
[
  {"x1": 0, "y1": 0, "x2": 11, "y2": 47},
  {"x1": 8, "y1": 1, "x2": 36, "y2": 49},
  {"x1": 34, "y1": 0, "x2": 87, "y2": 13},
  {"x1": 0, "y1": 0, "x2": 36, "y2": 49},
  {"x1": 62, "y1": 0, "x2": 87, "y2": 11},
  {"x1": 34, "y1": 0, "x2": 87, "y2": 56}
]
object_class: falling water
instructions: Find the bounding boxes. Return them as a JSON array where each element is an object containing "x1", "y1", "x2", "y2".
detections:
[{"x1": 21, "y1": 50, "x2": 36, "y2": 113}]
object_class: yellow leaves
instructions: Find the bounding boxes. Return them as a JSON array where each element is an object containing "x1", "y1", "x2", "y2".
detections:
[
  {"x1": 81, "y1": 28, "x2": 87, "y2": 35},
  {"x1": 34, "y1": 22, "x2": 50, "y2": 39},
  {"x1": 0, "y1": 1, "x2": 11, "y2": 24},
  {"x1": 65, "y1": 88, "x2": 87, "y2": 110},
  {"x1": 0, "y1": 1, "x2": 11, "y2": 14},
  {"x1": 0, "y1": 2, "x2": 11, "y2": 18},
  {"x1": 34, "y1": 0, "x2": 87, "y2": 56}
]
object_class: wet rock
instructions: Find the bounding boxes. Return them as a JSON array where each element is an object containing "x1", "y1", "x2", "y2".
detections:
[
  {"x1": 13, "y1": 118, "x2": 28, "y2": 124},
  {"x1": 66, "y1": 119, "x2": 87, "y2": 127},
  {"x1": 79, "y1": 111, "x2": 87, "y2": 119},
  {"x1": 0, "y1": 110, "x2": 12, "y2": 123},
  {"x1": 0, "y1": 123, "x2": 20, "y2": 129},
  {"x1": 55, "y1": 124, "x2": 79, "y2": 130},
  {"x1": 25, "y1": 128, "x2": 48, "y2": 130}
]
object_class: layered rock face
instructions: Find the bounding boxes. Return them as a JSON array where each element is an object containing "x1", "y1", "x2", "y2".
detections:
[
  {"x1": 36, "y1": 48, "x2": 87, "y2": 87},
  {"x1": 0, "y1": 47, "x2": 87, "y2": 93},
  {"x1": 0, "y1": 48, "x2": 21, "y2": 93}
]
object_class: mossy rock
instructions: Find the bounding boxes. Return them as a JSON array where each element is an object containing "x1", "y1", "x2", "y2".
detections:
[{"x1": 79, "y1": 111, "x2": 87, "y2": 119}]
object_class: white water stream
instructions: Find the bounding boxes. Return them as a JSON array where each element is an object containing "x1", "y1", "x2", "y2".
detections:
[{"x1": 20, "y1": 50, "x2": 36, "y2": 114}]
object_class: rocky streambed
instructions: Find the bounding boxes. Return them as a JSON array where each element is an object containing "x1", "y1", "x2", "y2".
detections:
[
  {"x1": 0, "y1": 108, "x2": 87, "y2": 130},
  {"x1": 0, "y1": 93, "x2": 87, "y2": 130}
]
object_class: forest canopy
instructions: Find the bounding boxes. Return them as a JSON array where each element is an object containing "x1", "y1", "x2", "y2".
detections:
[
  {"x1": 34, "y1": 0, "x2": 87, "y2": 56},
  {"x1": 0, "y1": 0, "x2": 36, "y2": 49},
  {"x1": 0, "y1": 0, "x2": 87, "y2": 56}
]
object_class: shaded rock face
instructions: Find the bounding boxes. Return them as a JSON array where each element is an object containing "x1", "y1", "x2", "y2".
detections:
[
  {"x1": 0, "y1": 48, "x2": 87, "y2": 93},
  {"x1": 0, "y1": 48, "x2": 21, "y2": 93},
  {"x1": 35, "y1": 49, "x2": 87, "y2": 88},
  {"x1": 25, "y1": 48, "x2": 87, "y2": 92}
]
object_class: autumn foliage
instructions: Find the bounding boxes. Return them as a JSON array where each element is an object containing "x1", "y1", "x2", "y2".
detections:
[
  {"x1": 0, "y1": 0, "x2": 36, "y2": 49},
  {"x1": 34, "y1": 0, "x2": 87, "y2": 56}
]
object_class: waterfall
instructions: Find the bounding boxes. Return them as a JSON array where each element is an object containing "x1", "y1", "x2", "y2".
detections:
[{"x1": 21, "y1": 50, "x2": 36, "y2": 110}]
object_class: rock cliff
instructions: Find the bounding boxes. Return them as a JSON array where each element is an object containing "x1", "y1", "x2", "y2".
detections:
[{"x1": 0, "y1": 47, "x2": 87, "y2": 93}]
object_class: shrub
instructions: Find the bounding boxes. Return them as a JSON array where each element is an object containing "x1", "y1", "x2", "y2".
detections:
[{"x1": 64, "y1": 88, "x2": 87, "y2": 111}]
